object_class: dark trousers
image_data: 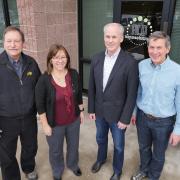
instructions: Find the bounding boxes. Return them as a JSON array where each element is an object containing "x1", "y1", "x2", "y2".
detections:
[
  {"x1": 136, "y1": 110, "x2": 174, "y2": 180},
  {"x1": 95, "y1": 117, "x2": 125, "y2": 175},
  {"x1": 46, "y1": 119, "x2": 80, "y2": 179},
  {"x1": 0, "y1": 116, "x2": 38, "y2": 180}
]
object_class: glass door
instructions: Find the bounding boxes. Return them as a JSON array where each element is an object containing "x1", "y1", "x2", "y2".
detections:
[
  {"x1": 118, "y1": 0, "x2": 176, "y2": 60},
  {"x1": 79, "y1": 0, "x2": 176, "y2": 92}
]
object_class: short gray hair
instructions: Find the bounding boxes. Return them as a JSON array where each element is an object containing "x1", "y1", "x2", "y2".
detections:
[
  {"x1": 148, "y1": 31, "x2": 171, "y2": 49},
  {"x1": 103, "y1": 23, "x2": 124, "y2": 36}
]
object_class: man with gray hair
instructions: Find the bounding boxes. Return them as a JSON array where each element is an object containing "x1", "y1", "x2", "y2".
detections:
[
  {"x1": 131, "y1": 31, "x2": 180, "y2": 180},
  {"x1": 88, "y1": 23, "x2": 139, "y2": 180}
]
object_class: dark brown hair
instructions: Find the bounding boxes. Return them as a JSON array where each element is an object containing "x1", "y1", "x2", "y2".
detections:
[
  {"x1": 47, "y1": 44, "x2": 71, "y2": 74},
  {"x1": 3, "y1": 26, "x2": 25, "y2": 42}
]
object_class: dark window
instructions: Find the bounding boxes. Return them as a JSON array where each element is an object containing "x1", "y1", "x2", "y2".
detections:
[
  {"x1": 170, "y1": 0, "x2": 180, "y2": 64},
  {"x1": 0, "y1": 0, "x2": 19, "y2": 50}
]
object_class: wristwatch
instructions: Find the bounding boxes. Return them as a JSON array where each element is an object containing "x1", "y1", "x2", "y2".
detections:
[{"x1": 79, "y1": 108, "x2": 84, "y2": 112}]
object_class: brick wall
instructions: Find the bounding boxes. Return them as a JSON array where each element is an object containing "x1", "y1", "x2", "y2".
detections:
[{"x1": 16, "y1": 0, "x2": 78, "y2": 72}]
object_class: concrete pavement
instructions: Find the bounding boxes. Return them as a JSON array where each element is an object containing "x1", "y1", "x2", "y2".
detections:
[{"x1": 3, "y1": 97, "x2": 180, "y2": 180}]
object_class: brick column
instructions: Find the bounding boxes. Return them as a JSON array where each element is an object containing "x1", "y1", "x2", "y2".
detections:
[{"x1": 16, "y1": 0, "x2": 78, "y2": 72}]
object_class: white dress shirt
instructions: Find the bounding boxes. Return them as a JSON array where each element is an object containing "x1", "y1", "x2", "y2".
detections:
[{"x1": 103, "y1": 48, "x2": 120, "y2": 91}]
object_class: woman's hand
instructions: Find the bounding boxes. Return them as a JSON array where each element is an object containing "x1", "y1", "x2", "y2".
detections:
[
  {"x1": 42, "y1": 123, "x2": 52, "y2": 136},
  {"x1": 80, "y1": 112, "x2": 85, "y2": 124},
  {"x1": 39, "y1": 113, "x2": 52, "y2": 136}
]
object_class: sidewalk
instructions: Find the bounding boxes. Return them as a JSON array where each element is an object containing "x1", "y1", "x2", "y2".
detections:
[{"x1": 6, "y1": 98, "x2": 180, "y2": 180}]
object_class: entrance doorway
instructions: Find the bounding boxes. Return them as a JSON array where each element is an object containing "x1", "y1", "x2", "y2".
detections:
[
  {"x1": 79, "y1": 0, "x2": 176, "y2": 92},
  {"x1": 116, "y1": 0, "x2": 176, "y2": 60}
]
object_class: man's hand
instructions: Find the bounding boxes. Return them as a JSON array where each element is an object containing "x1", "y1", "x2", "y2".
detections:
[
  {"x1": 117, "y1": 121, "x2": 129, "y2": 130},
  {"x1": 169, "y1": 133, "x2": 180, "y2": 146},
  {"x1": 131, "y1": 115, "x2": 137, "y2": 125},
  {"x1": 89, "y1": 113, "x2": 96, "y2": 120}
]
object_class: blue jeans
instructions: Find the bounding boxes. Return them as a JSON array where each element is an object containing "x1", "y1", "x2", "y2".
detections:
[
  {"x1": 136, "y1": 110, "x2": 174, "y2": 180},
  {"x1": 95, "y1": 117, "x2": 125, "y2": 175}
]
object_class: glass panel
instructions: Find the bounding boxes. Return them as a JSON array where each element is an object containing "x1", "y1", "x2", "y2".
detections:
[
  {"x1": 82, "y1": 0, "x2": 113, "y2": 58},
  {"x1": 82, "y1": 0, "x2": 113, "y2": 91},
  {"x1": 83, "y1": 63, "x2": 90, "y2": 90},
  {"x1": 0, "y1": 0, "x2": 5, "y2": 50},
  {"x1": 121, "y1": 1, "x2": 163, "y2": 60},
  {"x1": 170, "y1": 0, "x2": 180, "y2": 64},
  {"x1": 8, "y1": 0, "x2": 19, "y2": 26}
]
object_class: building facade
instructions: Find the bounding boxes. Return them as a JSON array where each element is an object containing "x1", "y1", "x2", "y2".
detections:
[
  {"x1": 0, "y1": 0, "x2": 180, "y2": 92},
  {"x1": 0, "y1": 0, "x2": 78, "y2": 71},
  {"x1": 79, "y1": 0, "x2": 180, "y2": 92}
]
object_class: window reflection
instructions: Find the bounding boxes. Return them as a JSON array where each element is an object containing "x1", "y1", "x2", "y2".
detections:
[
  {"x1": 170, "y1": 0, "x2": 180, "y2": 64},
  {"x1": 121, "y1": 1, "x2": 163, "y2": 60},
  {"x1": 0, "y1": 0, "x2": 19, "y2": 50},
  {"x1": 82, "y1": 0, "x2": 113, "y2": 58},
  {"x1": 0, "y1": 1, "x2": 5, "y2": 49},
  {"x1": 8, "y1": 0, "x2": 19, "y2": 26}
]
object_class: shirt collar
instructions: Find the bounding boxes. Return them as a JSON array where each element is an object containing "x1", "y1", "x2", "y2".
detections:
[
  {"x1": 8, "y1": 54, "x2": 23, "y2": 65},
  {"x1": 105, "y1": 47, "x2": 121, "y2": 58},
  {"x1": 150, "y1": 56, "x2": 170, "y2": 69}
]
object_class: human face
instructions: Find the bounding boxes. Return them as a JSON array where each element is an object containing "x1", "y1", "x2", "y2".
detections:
[
  {"x1": 4, "y1": 30, "x2": 24, "y2": 60},
  {"x1": 51, "y1": 50, "x2": 68, "y2": 71},
  {"x1": 104, "y1": 25, "x2": 123, "y2": 56},
  {"x1": 148, "y1": 38, "x2": 170, "y2": 65}
]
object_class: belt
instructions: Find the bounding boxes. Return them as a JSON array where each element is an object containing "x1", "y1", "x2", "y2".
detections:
[{"x1": 144, "y1": 113, "x2": 161, "y2": 120}]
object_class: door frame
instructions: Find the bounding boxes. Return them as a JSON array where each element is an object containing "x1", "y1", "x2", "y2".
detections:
[{"x1": 1, "y1": 0, "x2": 11, "y2": 26}]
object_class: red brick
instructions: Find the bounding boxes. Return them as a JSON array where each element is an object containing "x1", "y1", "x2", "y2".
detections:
[
  {"x1": 32, "y1": 0, "x2": 44, "y2": 13},
  {"x1": 63, "y1": 0, "x2": 76, "y2": 13},
  {"x1": 63, "y1": 13, "x2": 77, "y2": 24}
]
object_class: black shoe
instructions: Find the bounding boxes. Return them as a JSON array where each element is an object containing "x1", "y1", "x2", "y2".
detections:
[
  {"x1": 53, "y1": 177, "x2": 61, "y2": 180},
  {"x1": 91, "y1": 161, "x2": 106, "y2": 173},
  {"x1": 131, "y1": 171, "x2": 147, "y2": 180},
  {"x1": 72, "y1": 167, "x2": 82, "y2": 176},
  {"x1": 110, "y1": 172, "x2": 121, "y2": 180}
]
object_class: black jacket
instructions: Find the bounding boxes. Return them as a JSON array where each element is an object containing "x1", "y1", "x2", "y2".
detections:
[
  {"x1": 0, "y1": 51, "x2": 41, "y2": 118},
  {"x1": 35, "y1": 69, "x2": 83, "y2": 127},
  {"x1": 88, "y1": 50, "x2": 139, "y2": 124}
]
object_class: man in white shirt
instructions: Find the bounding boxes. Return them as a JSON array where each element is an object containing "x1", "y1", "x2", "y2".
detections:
[{"x1": 88, "y1": 23, "x2": 139, "y2": 180}]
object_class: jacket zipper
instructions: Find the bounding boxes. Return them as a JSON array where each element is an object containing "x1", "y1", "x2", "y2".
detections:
[
  {"x1": 20, "y1": 65, "x2": 28, "y2": 86},
  {"x1": 20, "y1": 79, "x2": 23, "y2": 85},
  {"x1": 6, "y1": 63, "x2": 28, "y2": 86}
]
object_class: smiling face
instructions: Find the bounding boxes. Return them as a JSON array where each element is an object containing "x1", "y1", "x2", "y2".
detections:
[
  {"x1": 51, "y1": 50, "x2": 68, "y2": 71},
  {"x1": 148, "y1": 38, "x2": 170, "y2": 65},
  {"x1": 104, "y1": 24, "x2": 124, "y2": 56},
  {"x1": 4, "y1": 30, "x2": 24, "y2": 60}
]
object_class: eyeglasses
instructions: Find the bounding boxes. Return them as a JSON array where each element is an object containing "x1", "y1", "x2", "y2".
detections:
[{"x1": 52, "y1": 56, "x2": 67, "y2": 61}]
